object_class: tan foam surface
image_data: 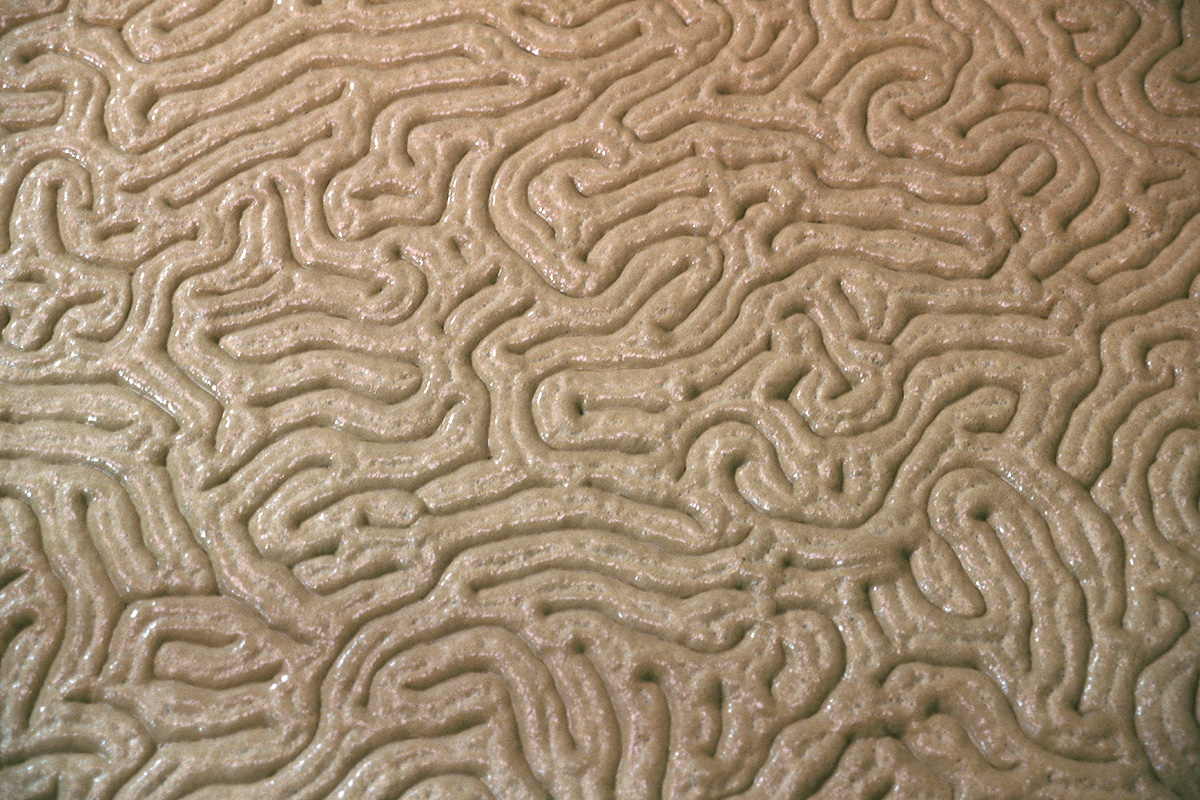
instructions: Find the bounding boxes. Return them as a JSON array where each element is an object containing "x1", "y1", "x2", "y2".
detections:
[{"x1": 2, "y1": 1, "x2": 1200, "y2": 797}]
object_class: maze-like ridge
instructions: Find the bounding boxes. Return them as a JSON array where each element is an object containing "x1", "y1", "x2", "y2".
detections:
[{"x1": 1, "y1": 0, "x2": 1199, "y2": 798}]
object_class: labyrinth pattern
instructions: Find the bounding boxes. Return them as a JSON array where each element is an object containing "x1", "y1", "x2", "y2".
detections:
[{"x1": 1, "y1": 0, "x2": 1199, "y2": 798}]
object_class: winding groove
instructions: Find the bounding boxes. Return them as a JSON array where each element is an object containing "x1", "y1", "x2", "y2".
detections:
[{"x1": 1, "y1": 0, "x2": 1199, "y2": 797}]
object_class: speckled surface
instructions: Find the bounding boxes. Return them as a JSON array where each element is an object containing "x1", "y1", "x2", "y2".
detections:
[{"x1": 1, "y1": 1, "x2": 1199, "y2": 798}]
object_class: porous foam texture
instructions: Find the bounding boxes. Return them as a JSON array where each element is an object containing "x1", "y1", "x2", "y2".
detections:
[{"x1": 1, "y1": 1, "x2": 1199, "y2": 798}]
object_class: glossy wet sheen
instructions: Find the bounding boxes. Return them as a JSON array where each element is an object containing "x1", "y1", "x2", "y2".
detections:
[{"x1": 1, "y1": 1, "x2": 1199, "y2": 798}]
